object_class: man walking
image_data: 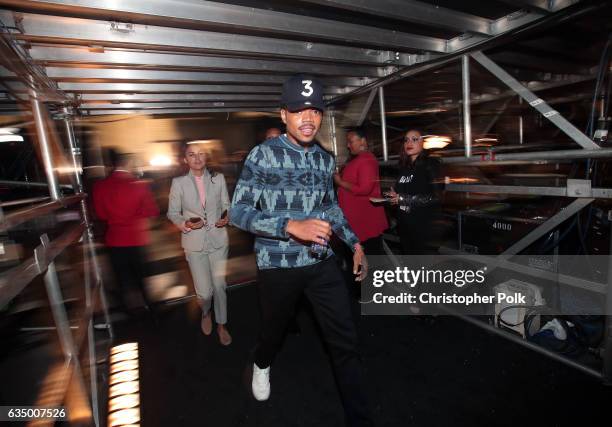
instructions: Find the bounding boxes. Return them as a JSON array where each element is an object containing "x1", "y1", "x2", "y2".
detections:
[{"x1": 230, "y1": 75, "x2": 372, "y2": 427}]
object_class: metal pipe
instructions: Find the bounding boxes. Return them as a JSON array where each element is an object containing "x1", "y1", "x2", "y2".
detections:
[
  {"x1": 42, "y1": 256, "x2": 93, "y2": 422},
  {"x1": 30, "y1": 91, "x2": 60, "y2": 200},
  {"x1": 519, "y1": 97, "x2": 524, "y2": 145},
  {"x1": 443, "y1": 147, "x2": 612, "y2": 164},
  {"x1": 328, "y1": 109, "x2": 338, "y2": 157},
  {"x1": 0, "y1": 180, "x2": 71, "y2": 189},
  {"x1": 82, "y1": 236, "x2": 100, "y2": 425},
  {"x1": 454, "y1": 310, "x2": 602, "y2": 380},
  {"x1": 357, "y1": 89, "x2": 378, "y2": 126},
  {"x1": 63, "y1": 108, "x2": 83, "y2": 192},
  {"x1": 0, "y1": 196, "x2": 50, "y2": 207},
  {"x1": 378, "y1": 86, "x2": 388, "y2": 162},
  {"x1": 461, "y1": 55, "x2": 472, "y2": 157}
]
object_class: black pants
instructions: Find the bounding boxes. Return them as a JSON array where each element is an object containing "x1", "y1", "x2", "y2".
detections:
[
  {"x1": 398, "y1": 215, "x2": 435, "y2": 255},
  {"x1": 254, "y1": 257, "x2": 373, "y2": 427},
  {"x1": 108, "y1": 245, "x2": 152, "y2": 311},
  {"x1": 361, "y1": 235, "x2": 385, "y2": 256}
]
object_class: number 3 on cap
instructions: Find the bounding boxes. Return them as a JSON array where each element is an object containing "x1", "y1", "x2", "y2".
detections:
[{"x1": 301, "y1": 80, "x2": 313, "y2": 97}]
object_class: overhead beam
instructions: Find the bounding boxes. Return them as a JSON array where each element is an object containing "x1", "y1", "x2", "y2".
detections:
[
  {"x1": 41, "y1": 67, "x2": 370, "y2": 87},
  {"x1": 496, "y1": 0, "x2": 580, "y2": 13},
  {"x1": 80, "y1": 107, "x2": 277, "y2": 116},
  {"x1": 28, "y1": 46, "x2": 388, "y2": 77},
  {"x1": 80, "y1": 102, "x2": 279, "y2": 109},
  {"x1": 57, "y1": 83, "x2": 334, "y2": 94},
  {"x1": 299, "y1": 0, "x2": 492, "y2": 35},
  {"x1": 0, "y1": 11, "x2": 415, "y2": 66},
  {"x1": 0, "y1": 0, "x2": 446, "y2": 52},
  {"x1": 448, "y1": 9, "x2": 548, "y2": 52},
  {"x1": 78, "y1": 93, "x2": 281, "y2": 102},
  {"x1": 496, "y1": 0, "x2": 553, "y2": 12},
  {"x1": 6, "y1": 82, "x2": 304, "y2": 94}
]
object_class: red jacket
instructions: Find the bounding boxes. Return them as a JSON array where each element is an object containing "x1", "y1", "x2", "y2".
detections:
[
  {"x1": 93, "y1": 171, "x2": 159, "y2": 247},
  {"x1": 338, "y1": 151, "x2": 388, "y2": 242}
]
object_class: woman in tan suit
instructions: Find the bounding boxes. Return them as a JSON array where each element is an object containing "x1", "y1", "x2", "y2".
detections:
[{"x1": 167, "y1": 142, "x2": 232, "y2": 345}]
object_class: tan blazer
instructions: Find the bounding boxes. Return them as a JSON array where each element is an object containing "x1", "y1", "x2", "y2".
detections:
[{"x1": 167, "y1": 169, "x2": 230, "y2": 252}]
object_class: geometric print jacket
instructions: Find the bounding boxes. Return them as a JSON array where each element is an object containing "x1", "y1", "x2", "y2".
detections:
[{"x1": 230, "y1": 134, "x2": 359, "y2": 269}]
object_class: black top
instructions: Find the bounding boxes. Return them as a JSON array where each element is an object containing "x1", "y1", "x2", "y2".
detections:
[{"x1": 394, "y1": 152, "x2": 442, "y2": 221}]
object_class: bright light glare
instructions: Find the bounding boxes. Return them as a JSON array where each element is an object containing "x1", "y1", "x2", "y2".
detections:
[
  {"x1": 110, "y1": 349, "x2": 138, "y2": 363},
  {"x1": 0, "y1": 135, "x2": 24, "y2": 143},
  {"x1": 423, "y1": 135, "x2": 451, "y2": 149},
  {"x1": 108, "y1": 342, "x2": 141, "y2": 427},
  {"x1": 111, "y1": 343, "x2": 138, "y2": 355},
  {"x1": 0, "y1": 128, "x2": 23, "y2": 142},
  {"x1": 109, "y1": 381, "x2": 139, "y2": 398},
  {"x1": 149, "y1": 155, "x2": 172, "y2": 167},
  {"x1": 110, "y1": 369, "x2": 139, "y2": 385},
  {"x1": 108, "y1": 394, "x2": 140, "y2": 412},
  {"x1": 444, "y1": 177, "x2": 479, "y2": 184},
  {"x1": 108, "y1": 408, "x2": 140, "y2": 426}
]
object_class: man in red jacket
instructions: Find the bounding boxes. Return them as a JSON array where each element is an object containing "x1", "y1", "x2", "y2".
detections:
[
  {"x1": 93, "y1": 150, "x2": 159, "y2": 314},
  {"x1": 334, "y1": 128, "x2": 388, "y2": 255}
]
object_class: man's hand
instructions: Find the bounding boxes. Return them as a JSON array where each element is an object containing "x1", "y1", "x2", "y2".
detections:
[
  {"x1": 215, "y1": 217, "x2": 229, "y2": 228},
  {"x1": 286, "y1": 218, "x2": 331, "y2": 245},
  {"x1": 333, "y1": 173, "x2": 343, "y2": 186},
  {"x1": 353, "y1": 243, "x2": 367, "y2": 281},
  {"x1": 179, "y1": 222, "x2": 192, "y2": 233}
]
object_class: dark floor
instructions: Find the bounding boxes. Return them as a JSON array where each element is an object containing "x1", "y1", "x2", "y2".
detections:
[{"x1": 114, "y1": 284, "x2": 612, "y2": 427}]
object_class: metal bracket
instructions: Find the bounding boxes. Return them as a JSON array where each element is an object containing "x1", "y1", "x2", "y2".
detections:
[
  {"x1": 110, "y1": 22, "x2": 135, "y2": 34},
  {"x1": 567, "y1": 179, "x2": 592, "y2": 197}
]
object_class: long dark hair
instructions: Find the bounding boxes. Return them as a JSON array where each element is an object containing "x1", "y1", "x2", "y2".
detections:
[{"x1": 398, "y1": 129, "x2": 426, "y2": 168}]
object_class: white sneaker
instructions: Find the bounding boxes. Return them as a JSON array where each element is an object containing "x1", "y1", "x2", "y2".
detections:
[{"x1": 252, "y1": 363, "x2": 270, "y2": 401}]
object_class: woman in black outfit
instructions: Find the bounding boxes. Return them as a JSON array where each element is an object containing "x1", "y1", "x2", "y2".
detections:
[{"x1": 385, "y1": 129, "x2": 442, "y2": 255}]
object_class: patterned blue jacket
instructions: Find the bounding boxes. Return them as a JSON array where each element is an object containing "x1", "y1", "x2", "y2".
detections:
[{"x1": 230, "y1": 134, "x2": 359, "y2": 269}]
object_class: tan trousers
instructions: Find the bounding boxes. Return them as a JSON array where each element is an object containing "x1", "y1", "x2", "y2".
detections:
[{"x1": 185, "y1": 245, "x2": 228, "y2": 324}]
